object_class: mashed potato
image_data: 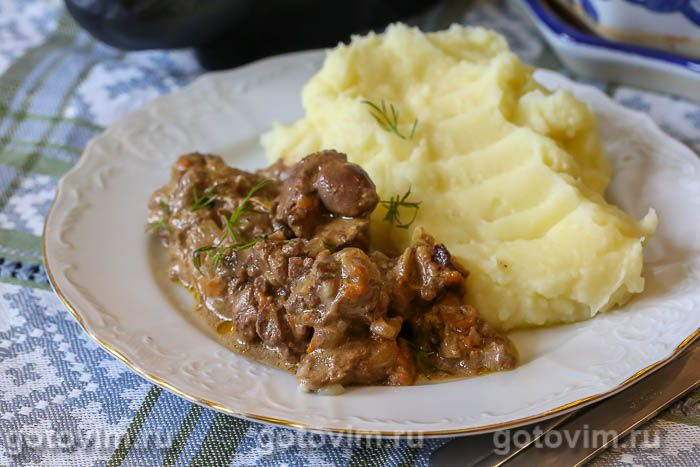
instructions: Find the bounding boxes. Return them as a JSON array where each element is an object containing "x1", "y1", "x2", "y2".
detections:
[{"x1": 262, "y1": 24, "x2": 657, "y2": 330}]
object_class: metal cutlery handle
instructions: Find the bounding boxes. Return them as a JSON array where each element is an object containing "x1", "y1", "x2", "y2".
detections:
[
  {"x1": 430, "y1": 341, "x2": 699, "y2": 467},
  {"x1": 505, "y1": 342, "x2": 700, "y2": 466}
]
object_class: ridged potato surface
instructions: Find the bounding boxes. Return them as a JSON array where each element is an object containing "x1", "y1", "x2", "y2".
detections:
[{"x1": 262, "y1": 24, "x2": 657, "y2": 330}]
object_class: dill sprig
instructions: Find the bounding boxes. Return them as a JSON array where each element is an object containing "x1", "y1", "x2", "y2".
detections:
[
  {"x1": 361, "y1": 100, "x2": 418, "y2": 140},
  {"x1": 190, "y1": 185, "x2": 217, "y2": 212},
  {"x1": 222, "y1": 179, "x2": 272, "y2": 240},
  {"x1": 192, "y1": 179, "x2": 272, "y2": 273},
  {"x1": 192, "y1": 245, "x2": 216, "y2": 272},
  {"x1": 192, "y1": 236, "x2": 267, "y2": 273},
  {"x1": 409, "y1": 341, "x2": 440, "y2": 378},
  {"x1": 147, "y1": 201, "x2": 173, "y2": 234},
  {"x1": 380, "y1": 187, "x2": 421, "y2": 229}
]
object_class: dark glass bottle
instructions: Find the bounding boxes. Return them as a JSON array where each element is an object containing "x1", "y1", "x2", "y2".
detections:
[{"x1": 64, "y1": 0, "x2": 441, "y2": 69}]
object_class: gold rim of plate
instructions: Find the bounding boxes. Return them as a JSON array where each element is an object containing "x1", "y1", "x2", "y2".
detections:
[{"x1": 42, "y1": 184, "x2": 700, "y2": 437}]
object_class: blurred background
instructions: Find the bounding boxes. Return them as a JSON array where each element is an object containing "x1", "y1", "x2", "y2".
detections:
[
  {"x1": 45, "y1": 0, "x2": 700, "y2": 149},
  {"x1": 64, "y1": 0, "x2": 443, "y2": 69},
  {"x1": 63, "y1": 0, "x2": 700, "y2": 102}
]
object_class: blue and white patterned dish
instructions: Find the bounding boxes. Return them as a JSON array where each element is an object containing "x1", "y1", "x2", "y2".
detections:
[
  {"x1": 520, "y1": 0, "x2": 700, "y2": 102},
  {"x1": 553, "y1": 0, "x2": 700, "y2": 58}
]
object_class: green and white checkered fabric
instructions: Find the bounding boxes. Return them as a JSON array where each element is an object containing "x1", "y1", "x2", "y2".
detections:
[{"x1": 0, "y1": 0, "x2": 698, "y2": 465}]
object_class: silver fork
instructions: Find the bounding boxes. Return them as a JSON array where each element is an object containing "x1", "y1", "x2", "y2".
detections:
[{"x1": 430, "y1": 342, "x2": 700, "y2": 467}]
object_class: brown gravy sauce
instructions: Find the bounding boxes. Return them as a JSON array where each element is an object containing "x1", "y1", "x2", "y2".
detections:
[
  {"x1": 191, "y1": 286, "x2": 487, "y2": 385},
  {"x1": 194, "y1": 297, "x2": 298, "y2": 373}
]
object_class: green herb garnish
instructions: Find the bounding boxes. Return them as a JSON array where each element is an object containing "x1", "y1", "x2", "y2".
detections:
[
  {"x1": 190, "y1": 185, "x2": 217, "y2": 212},
  {"x1": 321, "y1": 241, "x2": 338, "y2": 252},
  {"x1": 192, "y1": 179, "x2": 272, "y2": 273},
  {"x1": 380, "y1": 187, "x2": 421, "y2": 229},
  {"x1": 147, "y1": 201, "x2": 173, "y2": 234},
  {"x1": 362, "y1": 100, "x2": 418, "y2": 140},
  {"x1": 193, "y1": 236, "x2": 268, "y2": 273},
  {"x1": 192, "y1": 245, "x2": 216, "y2": 272},
  {"x1": 223, "y1": 179, "x2": 272, "y2": 237},
  {"x1": 409, "y1": 341, "x2": 441, "y2": 378}
]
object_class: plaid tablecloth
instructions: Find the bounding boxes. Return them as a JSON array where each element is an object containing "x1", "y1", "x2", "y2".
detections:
[{"x1": 0, "y1": 0, "x2": 698, "y2": 465}]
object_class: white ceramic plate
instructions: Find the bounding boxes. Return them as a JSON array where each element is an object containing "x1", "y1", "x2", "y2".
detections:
[{"x1": 43, "y1": 50, "x2": 700, "y2": 437}]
